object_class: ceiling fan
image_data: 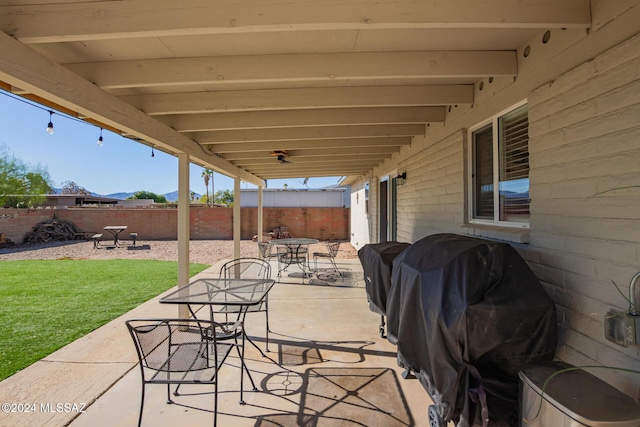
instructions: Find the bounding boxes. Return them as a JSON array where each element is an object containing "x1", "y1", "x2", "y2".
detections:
[{"x1": 271, "y1": 150, "x2": 291, "y2": 164}]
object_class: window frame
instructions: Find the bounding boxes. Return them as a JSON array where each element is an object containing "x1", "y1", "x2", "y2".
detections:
[{"x1": 467, "y1": 100, "x2": 530, "y2": 229}]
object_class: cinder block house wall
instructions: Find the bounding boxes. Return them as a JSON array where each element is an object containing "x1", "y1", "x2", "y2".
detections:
[
  {"x1": 350, "y1": 4, "x2": 640, "y2": 399},
  {"x1": 525, "y1": 33, "x2": 640, "y2": 396}
]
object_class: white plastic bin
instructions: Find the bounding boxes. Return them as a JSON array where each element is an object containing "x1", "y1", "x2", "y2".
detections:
[{"x1": 519, "y1": 361, "x2": 640, "y2": 427}]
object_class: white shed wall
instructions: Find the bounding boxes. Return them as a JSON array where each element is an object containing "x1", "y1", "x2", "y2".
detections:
[{"x1": 239, "y1": 188, "x2": 348, "y2": 208}]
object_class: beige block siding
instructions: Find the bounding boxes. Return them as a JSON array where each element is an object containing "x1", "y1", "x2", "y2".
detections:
[
  {"x1": 395, "y1": 131, "x2": 466, "y2": 243},
  {"x1": 527, "y1": 31, "x2": 640, "y2": 398},
  {"x1": 352, "y1": 9, "x2": 640, "y2": 400}
]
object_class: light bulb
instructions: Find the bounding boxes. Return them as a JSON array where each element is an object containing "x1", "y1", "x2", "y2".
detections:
[
  {"x1": 96, "y1": 128, "x2": 103, "y2": 146},
  {"x1": 46, "y1": 111, "x2": 54, "y2": 135}
]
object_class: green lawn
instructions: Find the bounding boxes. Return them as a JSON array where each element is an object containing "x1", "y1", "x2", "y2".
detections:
[{"x1": 0, "y1": 259, "x2": 210, "y2": 381}]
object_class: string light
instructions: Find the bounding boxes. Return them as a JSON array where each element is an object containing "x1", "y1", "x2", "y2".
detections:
[
  {"x1": 97, "y1": 128, "x2": 104, "y2": 146},
  {"x1": 46, "y1": 110, "x2": 54, "y2": 135},
  {"x1": 2, "y1": 89, "x2": 163, "y2": 155}
]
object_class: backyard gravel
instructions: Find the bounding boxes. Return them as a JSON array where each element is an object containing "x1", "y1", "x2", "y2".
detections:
[{"x1": 0, "y1": 239, "x2": 358, "y2": 265}]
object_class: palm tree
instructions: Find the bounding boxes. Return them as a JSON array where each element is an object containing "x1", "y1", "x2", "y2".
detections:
[{"x1": 201, "y1": 168, "x2": 213, "y2": 206}]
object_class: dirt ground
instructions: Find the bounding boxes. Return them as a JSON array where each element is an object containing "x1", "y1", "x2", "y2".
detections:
[{"x1": 0, "y1": 239, "x2": 358, "y2": 265}]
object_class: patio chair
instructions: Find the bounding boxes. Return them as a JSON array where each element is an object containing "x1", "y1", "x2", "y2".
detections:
[
  {"x1": 217, "y1": 258, "x2": 273, "y2": 351},
  {"x1": 279, "y1": 226, "x2": 292, "y2": 238},
  {"x1": 313, "y1": 241, "x2": 341, "y2": 274},
  {"x1": 126, "y1": 318, "x2": 234, "y2": 427},
  {"x1": 257, "y1": 241, "x2": 278, "y2": 261}
]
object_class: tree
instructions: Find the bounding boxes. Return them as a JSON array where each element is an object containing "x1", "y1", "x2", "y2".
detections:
[
  {"x1": 197, "y1": 194, "x2": 211, "y2": 205},
  {"x1": 201, "y1": 168, "x2": 213, "y2": 206},
  {"x1": 61, "y1": 180, "x2": 91, "y2": 195},
  {"x1": 213, "y1": 189, "x2": 234, "y2": 207},
  {"x1": 0, "y1": 145, "x2": 52, "y2": 207},
  {"x1": 128, "y1": 190, "x2": 167, "y2": 203}
]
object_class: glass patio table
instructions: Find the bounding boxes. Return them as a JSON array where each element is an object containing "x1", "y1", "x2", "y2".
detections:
[{"x1": 160, "y1": 277, "x2": 275, "y2": 403}]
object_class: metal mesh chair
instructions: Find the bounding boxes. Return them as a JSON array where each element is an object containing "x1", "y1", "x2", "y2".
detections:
[
  {"x1": 126, "y1": 318, "x2": 234, "y2": 427},
  {"x1": 216, "y1": 258, "x2": 272, "y2": 351},
  {"x1": 257, "y1": 241, "x2": 278, "y2": 261},
  {"x1": 313, "y1": 241, "x2": 341, "y2": 274}
]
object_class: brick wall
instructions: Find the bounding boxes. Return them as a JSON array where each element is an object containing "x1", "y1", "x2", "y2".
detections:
[{"x1": 0, "y1": 207, "x2": 350, "y2": 243}]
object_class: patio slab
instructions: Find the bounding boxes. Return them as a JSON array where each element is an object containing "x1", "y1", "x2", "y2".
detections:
[{"x1": 0, "y1": 258, "x2": 434, "y2": 427}]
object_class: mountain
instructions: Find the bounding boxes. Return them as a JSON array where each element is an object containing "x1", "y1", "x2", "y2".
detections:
[
  {"x1": 103, "y1": 191, "x2": 202, "y2": 202},
  {"x1": 51, "y1": 187, "x2": 202, "y2": 202},
  {"x1": 105, "y1": 192, "x2": 134, "y2": 200}
]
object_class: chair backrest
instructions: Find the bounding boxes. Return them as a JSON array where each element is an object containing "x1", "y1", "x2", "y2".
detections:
[
  {"x1": 257, "y1": 241, "x2": 273, "y2": 258},
  {"x1": 219, "y1": 257, "x2": 271, "y2": 280},
  {"x1": 279, "y1": 226, "x2": 292, "y2": 238},
  {"x1": 126, "y1": 319, "x2": 215, "y2": 373},
  {"x1": 327, "y1": 241, "x2": 340, "y2": 257}
]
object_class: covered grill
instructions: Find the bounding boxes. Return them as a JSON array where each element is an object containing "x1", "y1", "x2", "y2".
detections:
[
  {"x1": 358, "y1": 241, "x2": 411, "y2": 337},
  {"x1": 386, "y1": 233, "x2": 557, "y2": 427}
]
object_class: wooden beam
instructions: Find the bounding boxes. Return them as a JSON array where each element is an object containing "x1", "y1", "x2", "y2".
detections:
[
  {"x1": 157, "y1": 107, "x2": 445, "y2": 132},
  {"x1": 1, "y1": 0, "x2": 591, "y2": 43},
  {"x1": 65, "y1": 51, "x2": 517, "y2": 89},
  {"x1": 121, "y1": 85, "x2": 474, "y2": 115},
  {"x1": 211, "y1": 137, "x2": 412, "y2": 153},
  {"x1": 247, "y1": 162, "x2": 381, "y2": 172},
  {"x1": 0, "y1": 31, "x2": 264, "y2": 186},
  {"x1": 253, "y1": 167, "x2": 375, "y2": 178},
  {"x1": 234, "y1": 154, "x2": 390, "y2": 167},
  {"x1": 221, "y1": 145, "x2": 401, "y2": 160},
  {"x1": 195, "y1": 125, "x2": 423, "y2": 144}
]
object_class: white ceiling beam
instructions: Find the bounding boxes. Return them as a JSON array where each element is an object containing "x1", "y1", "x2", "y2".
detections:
[
  {"x1": 122, "y1": 85, "x2": 474, "y2": 115},
  {"x1": 222, "y1": 145, "x2": 401, "y2": 160},
  {"x1": 195, "y1": 125, "x2": 422, "y2": 144},
  {"x1": 250, "y1": 163, "x2": 382, "y2": 172},
  {"x1": 65, "y1": 51, "x2": 516, "y2": 89},
  {"x1": 157, "y1": 107, "x2": 445, "y2": 132},
  {"x1": 253, "y1": 167, "x2": 375, "y2": 178},
  {"x1": 1, "y1": 0, "x2": 591, "y2": 43},
  {"x1": 234, "y1": 155, "x2": 390, "y2": 167},
  {"x1": 211, "y1": 137, "x2": 412, "y2": 153},
  {"x1": 0, "y1": 31, "x2": 263, "y2": 186}
]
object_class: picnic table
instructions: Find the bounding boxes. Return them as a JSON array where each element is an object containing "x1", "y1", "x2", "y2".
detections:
[{"x1": 103, "y1": 225, "x2": 128, "y2": 246}]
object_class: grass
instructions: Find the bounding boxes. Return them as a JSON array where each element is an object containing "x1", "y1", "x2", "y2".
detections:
[{"x1": 0, "y1": 259, "x2": 210, "y2": 381}]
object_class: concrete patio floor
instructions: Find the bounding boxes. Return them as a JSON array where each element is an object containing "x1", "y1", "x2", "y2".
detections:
[{"x1": 0, "y1": 258, "x2": 434, "y2": 427}]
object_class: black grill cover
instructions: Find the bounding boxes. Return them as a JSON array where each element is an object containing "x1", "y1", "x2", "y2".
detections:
[
  {"x1": 358, "y1": 242, "x2": 411, "y2": 316},
  {"x1": 387, "y1": 234, "x2": 557, "y2": 426}
]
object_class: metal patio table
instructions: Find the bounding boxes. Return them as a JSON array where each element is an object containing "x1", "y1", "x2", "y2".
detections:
[{"x1": 269, "y1": 238, "x2": 319, "y2": 280}]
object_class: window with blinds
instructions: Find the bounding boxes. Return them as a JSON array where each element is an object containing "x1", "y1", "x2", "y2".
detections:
[
  {"x1": 470, "y1": 103, "x2": 530, "y2": 226},
  {"x1": 499, "y1": 104, "x2": 530, "y2": 223},
  {"x1": 473, "y1": 124, "x2": 494, "y2": 219}
]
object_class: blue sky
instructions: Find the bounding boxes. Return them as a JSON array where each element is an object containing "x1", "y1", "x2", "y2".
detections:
[{"x1": 0, "y1": 91, "x2": 342, "y2": 196}]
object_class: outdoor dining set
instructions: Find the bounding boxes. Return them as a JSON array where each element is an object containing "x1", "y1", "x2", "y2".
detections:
[{"x1": 125, "y1": 237, "x2": 342, "y2": 426}]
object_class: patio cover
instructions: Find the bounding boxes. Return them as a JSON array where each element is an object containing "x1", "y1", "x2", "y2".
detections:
[{"x1": 387, "y1": 233, "x2": 557, "y2": 426}]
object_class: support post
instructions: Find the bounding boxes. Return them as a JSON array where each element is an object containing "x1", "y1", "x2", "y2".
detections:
[
  {"x1": 257, "y1": 186, "x2": 264, "y2": 243},
  {"x1": 177, "y1": 153, "x2": 190, "y2": 319},
  {"x1": 234, "y1": 177, "x2": 241, "y2": 259}
]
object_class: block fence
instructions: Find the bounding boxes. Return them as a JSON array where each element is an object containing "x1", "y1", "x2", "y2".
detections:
[{"x1": 0, "y1": 207, "x2": 350, "y2": 243}]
